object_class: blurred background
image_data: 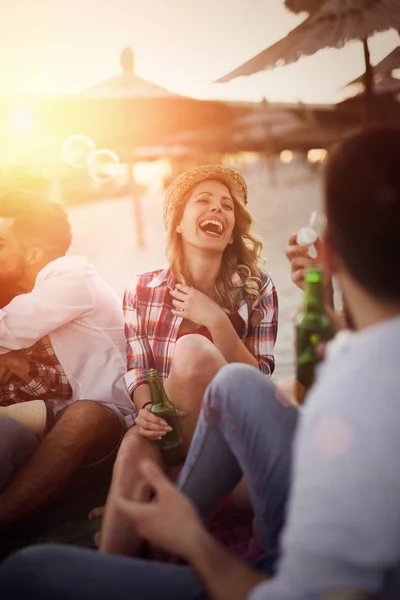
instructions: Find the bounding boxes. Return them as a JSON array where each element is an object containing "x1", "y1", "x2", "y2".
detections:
[{"x1": 1, "y1": 0, "x2": 399, "y2": 378}]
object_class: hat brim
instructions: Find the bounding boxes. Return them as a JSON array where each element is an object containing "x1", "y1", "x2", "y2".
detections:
[{"x1": 164, "y1": 165, "x2": 248, "y2": 227}]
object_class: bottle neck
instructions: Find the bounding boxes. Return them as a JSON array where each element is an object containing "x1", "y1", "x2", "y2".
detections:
[
  {"x1": 149, "y1": 371, "x2": 171, "y2": 408},
  {"x1": 149, "y1": 372, "x2": 164, "y2": 407},
  {"x1": 302, "y1": 280, "x2": 325, "y2": 314}
]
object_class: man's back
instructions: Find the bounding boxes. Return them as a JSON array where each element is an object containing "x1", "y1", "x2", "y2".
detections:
[
  {"x1": 251, "y1": 315, "x2": 400, "y2": 599},
  {"x1": 0, "y1": 255, "x2": 133, "y2": 426}
]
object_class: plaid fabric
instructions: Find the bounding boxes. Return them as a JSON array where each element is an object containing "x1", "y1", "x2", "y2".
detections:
[
  {"x1": 0, "y1": 335, "x2": 72, "y2": 406},
  {"x1": 124, "y1": 267, "x2": 278, "y2": 397}
]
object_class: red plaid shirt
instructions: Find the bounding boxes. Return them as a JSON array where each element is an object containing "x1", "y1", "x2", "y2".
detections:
[
  {"x1": 124, "y1": 268, "x2": 278, "y2": 397},
  {"x1": 0, "y1": 335, "x2": 72, "y2": 406}
]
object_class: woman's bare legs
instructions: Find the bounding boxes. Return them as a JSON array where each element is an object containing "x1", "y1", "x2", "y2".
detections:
[
  {"x1": 99, "y1": 334, "x2": 228, "y2": 556},
  {"x1": 165, "y1": 334, "x2": 227, "y2": 451},
  {"x1": 98, "y1": 427, "x2": 162, "y2": 556}
]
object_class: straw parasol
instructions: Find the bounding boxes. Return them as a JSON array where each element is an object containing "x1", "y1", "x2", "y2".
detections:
[
  {"x1": 216, "y1": 0, "x2": 400, "y2": 120},
  {"x1": 73, "y1": 47, "x2": 238, "y2": 247},
  {"x1": 345, "y1": 45, "x2": 400, "y2": 87},
  {"x1": 82, "y1": 46, "x2": 181, "y2": 100},
  {"x1": 81, "y1": 46, "x2": 180, "y2": 248}
]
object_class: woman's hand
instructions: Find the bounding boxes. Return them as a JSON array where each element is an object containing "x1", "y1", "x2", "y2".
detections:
[
  {"x1": 135, "y1": 404, "x2": 186, "y2": 441},
  {"x1": 170, "y1": 284, "x2": 224, "y2": 328}
]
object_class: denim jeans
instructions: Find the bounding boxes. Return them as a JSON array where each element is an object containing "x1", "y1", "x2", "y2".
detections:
[
  {"x1": 0, "y1": 364, "x2": 299, "y2": 600},
  {"x1": 0, "y1": 418, "x2": 38, "y2": 490},
  {"x1": 178, "y1": 364, "x2": 299, "y2": 557}
]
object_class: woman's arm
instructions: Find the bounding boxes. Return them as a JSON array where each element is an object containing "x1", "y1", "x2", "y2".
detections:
[
  {"x1": 207, "y1": 313, "x2": 258, "y2": 368},
  {"x1": 242, "y1": 273, "x2": 278, "y2": 376},
  {"x1": 123, "y1": 279, "x2": 171, "y2": 439},
  {"x1": 123, "y1": 278, "x2": 155, "y2": 399}
]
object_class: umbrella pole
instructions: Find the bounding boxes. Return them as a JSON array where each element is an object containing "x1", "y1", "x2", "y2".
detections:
[
  {"x1": 128, "y1": 161, "x2": 145, "y2": 249},
  {"x1": 362, "y1": 38, "x2": 374, "y2": 123}
]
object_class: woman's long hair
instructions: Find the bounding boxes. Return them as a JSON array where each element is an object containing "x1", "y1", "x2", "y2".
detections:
[{"x1": 166, "y1": 181, "x2": 264, "y2": 314}]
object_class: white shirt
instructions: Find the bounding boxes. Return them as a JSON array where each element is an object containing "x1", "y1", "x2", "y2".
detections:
[
  {"x1": 0, "y1": 256, "x2": 134, "y2": 427},
  {"x1": 250, "y1": 314, "x2": 400, "y2": 599}
]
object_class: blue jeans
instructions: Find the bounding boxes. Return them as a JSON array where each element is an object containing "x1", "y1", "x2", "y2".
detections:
[
  {"x1": 178, "y1": 364, "x2": 298, "y2": 558},
  {"x1": 0, "y1": 364, "x2": 299, "y2": 600},
  {"x1": 0, "y1": 418, "x2": 38, "y2": 490}
]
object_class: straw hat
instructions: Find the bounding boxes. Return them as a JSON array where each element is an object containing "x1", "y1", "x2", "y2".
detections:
[
  {"x1": 163, "y1": 165, "x2": 248, "y2": 228},
  {"x1": 0, "y1": 400, "x2": 49, "y2": 437}
]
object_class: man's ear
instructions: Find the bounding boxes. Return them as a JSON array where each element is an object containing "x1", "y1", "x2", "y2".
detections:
[
  {"x1": 25, "y1": 246, "x2": 44, "y2": 266},
  {"x1": 176, "y1": 224, "x2": 182, "y2": 234}
]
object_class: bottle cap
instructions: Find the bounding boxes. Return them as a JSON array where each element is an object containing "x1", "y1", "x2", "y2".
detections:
[{"x1": 297, "y1": 226, "x2": 318, "y2": 247}]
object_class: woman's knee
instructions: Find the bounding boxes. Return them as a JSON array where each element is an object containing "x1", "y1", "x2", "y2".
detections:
[
  {"x1": 115, "y1": 426, "x2": 159, "y2": 469},
  {"x1": 171, "y1": 334, "x2": 225, "y2": 383}
]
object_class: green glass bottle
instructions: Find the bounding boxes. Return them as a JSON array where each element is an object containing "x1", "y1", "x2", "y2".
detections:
[
  {"x1": 295, "y1": 267, "x2": 334, "y2": 403},
  {"x1": 148, "y1": 369, "x2": 186, "y2": 466}
]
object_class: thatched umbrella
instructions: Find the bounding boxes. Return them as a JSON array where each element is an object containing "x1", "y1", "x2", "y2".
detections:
[
  {"x1": 216, "y1": 0, "x2": 400, "y2": 120},
  {"x1": 73, "y1": 47, "x2": 238, "y2": 247},
  {"x1": 345, "y1": 45, "x2": 400, "y2": 87}
]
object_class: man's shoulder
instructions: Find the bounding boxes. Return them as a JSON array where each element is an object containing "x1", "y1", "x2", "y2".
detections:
[
  {"x1": 38, "y1": 256, "x2": 96, "y2": 282},
  {"x1": 308, "y1": 328, "x2": 400, "y2": 425}
]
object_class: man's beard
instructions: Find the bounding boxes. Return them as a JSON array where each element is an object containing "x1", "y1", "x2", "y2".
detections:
[
  {"x1": 0, "y1": 259, "x2": 27, "y2": 307},
  {"x1": 0, "y1": 283, "x2": 19, "y2": 308}
]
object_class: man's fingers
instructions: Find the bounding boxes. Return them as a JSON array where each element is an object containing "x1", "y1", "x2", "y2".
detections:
[
  {"x1": 292, "y1": 256, "x2": 315, "y2": 270},
  {"x1": 88, "y1": 506, "x2": 105, "y2": 520},
  {"x1": 139, "y1": 460, "x2": 175, "y2": 496},
  {"x1": 292, "y1": 268, "x2": 306, "y2": 288},
  {"x1": 115, "y1": 495, "x2": 154, "y2": 524}
]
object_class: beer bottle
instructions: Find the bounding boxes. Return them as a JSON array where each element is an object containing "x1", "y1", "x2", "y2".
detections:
[
  {"x1": 148, "y1": 369, "x2": 186, "y2": 466},
  {"x1": 295, "y1": 267, "x2": 334, "y2": 403}
]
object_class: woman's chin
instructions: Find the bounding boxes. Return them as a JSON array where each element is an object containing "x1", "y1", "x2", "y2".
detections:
[{"x1": 183, "y1": 237, "x2": 228, "y2": 254}]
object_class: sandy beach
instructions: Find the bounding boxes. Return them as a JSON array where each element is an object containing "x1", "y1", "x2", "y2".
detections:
[{"x1": 68, "y1": 161, "x2": 323, "y2": 380}]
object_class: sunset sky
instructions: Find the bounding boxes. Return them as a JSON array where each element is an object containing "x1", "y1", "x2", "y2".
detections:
[{"x1": 0, "y1": 0, "x2": 398, "y2": 104}]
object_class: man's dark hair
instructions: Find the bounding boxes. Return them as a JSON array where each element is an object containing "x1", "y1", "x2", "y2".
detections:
[
  {"x1": 325, "y1": 127, "x2": 400, "y2": 301},
  {"x1": 0, "y1": 190, "x2": 72, "y2": 257}
]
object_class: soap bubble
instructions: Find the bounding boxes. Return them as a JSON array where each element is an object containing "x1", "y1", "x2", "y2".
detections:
[
  {"x1": 62, "y1": 135, "x2": 96, "y2": 168},
  {"x1": 88, "y1": 149, "x2": 120, "y2": 183}
]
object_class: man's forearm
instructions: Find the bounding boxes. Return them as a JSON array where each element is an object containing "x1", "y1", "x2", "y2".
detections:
[
  {"x1": 208, "y1": 314, "x2": 258, "y2": 368},
  {"x1": 187, "y1": 526, "x2": 266, "y2": 600}
]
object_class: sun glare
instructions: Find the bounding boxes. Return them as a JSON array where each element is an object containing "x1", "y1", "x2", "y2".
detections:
[{"x1": 7, "y1": 106, "x2": 33, "y2": 131}]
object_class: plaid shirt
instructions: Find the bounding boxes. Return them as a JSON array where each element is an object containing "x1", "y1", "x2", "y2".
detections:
[
  {"x1": 0, "y1": 335, "x2": 72, "y2": 406},
  {"x1": 124, "y1": 268, "x2": 278, "y2": 398}
]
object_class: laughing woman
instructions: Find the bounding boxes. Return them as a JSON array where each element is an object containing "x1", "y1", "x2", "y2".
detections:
[
  {"x1": 126, "y1": 165, "x2": 277, "y2": 445},
  {"x1": 97, "y1": 165, "x2": 278, "y2": 554}
]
